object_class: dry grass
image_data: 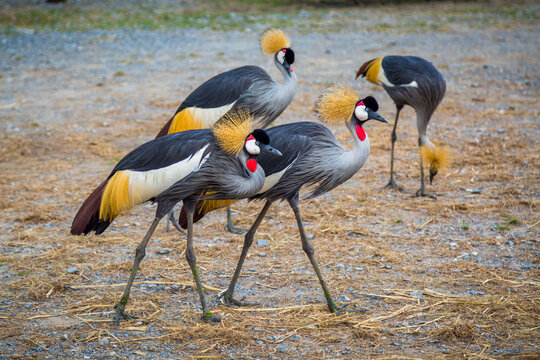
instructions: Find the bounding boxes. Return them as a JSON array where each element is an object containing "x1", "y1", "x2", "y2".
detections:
[{"x1": 1, "y1": 2, "x2": 539, "y2": 358}]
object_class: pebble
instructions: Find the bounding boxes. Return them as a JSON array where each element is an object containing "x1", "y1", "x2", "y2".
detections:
[
  {"x1": 156, "y1": 248, "x2": 171, "y2": 255},
  {"x1": 258, "y1": 252, "x2": 267, "y2": 257},
  {"x1": 256, "y1": 239, "x2": 270, "y2": 246},
  {"x1": 132, "y1": 221, "x2": 140, "y2": 226},
  {"x1": 186, "y1": 344, "x2": 197, "y2": 350},
  {"x1": 306, "y1": 233, "x2": 314, "y2": 240},
  {"x1": 67, "y1": 267, "x2": 79, "y2": 274},
  {"x1": 410, "y1": 290, "x2": 423, "y2": 298},
  {"x1": 25, "y1": 303, "x2": 33, "y2": 309}
]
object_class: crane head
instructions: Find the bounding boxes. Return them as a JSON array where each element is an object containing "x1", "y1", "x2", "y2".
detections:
[
  {"x1": 354, "y1": 96, "x2": 388, "y2": 124},
  {"x1": 420, "y1": 143, "x2": 451, "y2": 185},
  {"x1": 245, "y1": 129, "x2": 282, "y2": 157},
  {"x1": 276, "y1": 48, "x2": 295, "y2": 73}
]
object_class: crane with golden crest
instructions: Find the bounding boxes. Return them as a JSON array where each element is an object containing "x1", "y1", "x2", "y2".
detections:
[
  {"x1": 356, "y1": 55, "x2": 449, "y2": 196},
  {"x1": 156, "y1": 28, "x2": 297, "y2": 232},
  {"x1": 178, "y1": 85, "x2": 387, "y2": 312},
  {"x1": 71, "y1": 110, "x2": 281, "y2": 324}
]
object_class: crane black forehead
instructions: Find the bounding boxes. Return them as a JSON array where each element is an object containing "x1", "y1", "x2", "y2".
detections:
[
  {"x1": 251, "y1": 129, "x2": 270, "y2": 145},
  {"x1": 284, "y1": 48, "x2": 295, "y2": 64},
  {"x1": 361, "y1": 96, "x2": 378, "y2": 112}
]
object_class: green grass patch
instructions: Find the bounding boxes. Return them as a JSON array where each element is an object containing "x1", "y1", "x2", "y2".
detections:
[
  {"x1": 494, "y1": 224, "x2": 510, "y2": 231},
  {"x1": 461, "y1": 221, "x2": 469, "y2": 231}
]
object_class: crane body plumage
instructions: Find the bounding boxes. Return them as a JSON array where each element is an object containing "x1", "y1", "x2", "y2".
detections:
[
  {"x1": 71, "y1": 112, "x2": 281, "y2": 324},
  {"x1": 356, "y1": 55, "x2": 448, "y2": 195},
  {"x1": 155, "y1": 28, "x2": 297, "y2": 232},
  {"x1": 182, "y1": 86, "x2": 387, "y2": 312}
]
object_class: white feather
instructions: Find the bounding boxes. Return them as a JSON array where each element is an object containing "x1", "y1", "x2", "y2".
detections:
[
  {"x1": 190, "y1": 103, "x2": 236, "y2": 128},
  {"x1": 128, "y1": 145, "x2": 210, "y2": 204}
]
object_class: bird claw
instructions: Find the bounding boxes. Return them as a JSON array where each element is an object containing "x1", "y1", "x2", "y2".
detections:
[
  {"x1": 414, "y1": 189, "x2": 437, "y2": 198},
  {"x1": 218, "y1": 290, "x2": 258, "y2": 307},
  {"x1": 201, "y1": 311, "x2": 221, "y2": 323},
  {"x1": 225, "y1": 224, "x2": 248, "y2": 235},
  {"x1": 384, "y1": 179, "x2": 405, "y2": 192},
  {"x1": 113, "y1": 303, "x2": 138, "y2": 328}
]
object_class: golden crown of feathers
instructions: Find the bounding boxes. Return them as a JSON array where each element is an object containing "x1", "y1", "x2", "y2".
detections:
[
  {"x1": 260, "y1": 28, "x2": 290, "y2": 56},
  {"x1": 420, "y1": 143, "x2": 451, "y2": 171},
  {"x1": 314, "y1": 85, "x2": 359, "y2": 125},
  {"x1": 212, "y1": 108, "x2": 253, "y2": 156}
]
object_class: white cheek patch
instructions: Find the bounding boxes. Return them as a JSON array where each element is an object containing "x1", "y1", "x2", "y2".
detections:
[
  {"x1": 276, "y1": 51, "x2": 285, "y2": 64},
  {"x1": 355, "y1": 105, "x2": 368, "y2": 121},
  {"x1": 245, "y1": 139, "x2": 260, "y2": 155}
]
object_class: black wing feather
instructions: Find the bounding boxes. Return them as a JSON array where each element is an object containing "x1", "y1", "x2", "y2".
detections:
[
  {"x1": 382, "y1": 55, "x2": 440, "y2": 86},
  {"x1": 174, "y1": 65, "x2": 272, "y2": 113},
  {"x1": 110, "y1": 130, "x2": 214, "y2": 176}
]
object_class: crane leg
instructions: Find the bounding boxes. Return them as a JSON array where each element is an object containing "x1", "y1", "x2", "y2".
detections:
[
  {"x1": 415, "y1": 150, "x2": 436, "y2": 198},
  {"x1": 183, "y1": 199, "x2": 221, "y2": 322},
  {"x1": 219, "y1": 200, "x2": 274, "y2": 307},
  {"x1": 166, "y1": 209, "x2": 185, "y2": 234},
  {"x1": 114, "y1": 216, "x2": 161, "y2": 327},
  {"x1": 288, "y1": 196, "x2": 337, "y2": 313},
  {"x1": 385, "y1": 105, "x2": 405, "y2": 192},
  {"x1": 226, "y1": 205, "x2": 248, "y2": 234}
]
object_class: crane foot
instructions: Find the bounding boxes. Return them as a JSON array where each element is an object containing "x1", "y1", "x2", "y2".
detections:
[
  {"x1": 218, "y1": 290, "x2": 259, "y2": 307},
  {"x1": 384, "y1": 179, "x2": 405, "y2": 192},
  {"x1": 414, "y1": 189, "x2": 437, "y2": 198},
  {"x1": 225, "y1": 223, "x2": 248, "y2": 235},
  {"x1": 113, "y1": 303, "x2": 138, "y2": 328},
  {"x1": 201, "y1": 311, "x2": 221, "y2": 323}
]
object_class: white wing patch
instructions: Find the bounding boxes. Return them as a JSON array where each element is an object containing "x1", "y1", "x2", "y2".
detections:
[
  {"x1": 190, "y1": 102, "x2": 236, "y2": 128},
  {"x1": 256, "y1": 162, "x2": 294, "y2": 194},
  {"x1": 380, "y1": 70, "x2": 418, "y2": 88},
  {"x1": 128, "y1": 145, "x2": 210, "y2": 204}
]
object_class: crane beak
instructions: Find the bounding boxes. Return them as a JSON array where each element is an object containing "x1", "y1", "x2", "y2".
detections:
[
  {"x1": 259, "y1": 143, "x2": 282, "y2": 157},
  {"x1": 368, "y1": 110, "x2": 388, "y2": 123}
]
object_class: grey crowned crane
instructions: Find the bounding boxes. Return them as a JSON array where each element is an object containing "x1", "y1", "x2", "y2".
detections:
[
  {"x1": 180, "y1": 85, "x2": 387, "y2": 312},
  {"x1": 70, "y1": 110, "x2": 281, "y2": 324},
  {"x1": 156, "y1": 29, "x2": 297, "y2": 232},
  {"x1": 356, "y1": 55, "x2": 449, "y2": 196}
]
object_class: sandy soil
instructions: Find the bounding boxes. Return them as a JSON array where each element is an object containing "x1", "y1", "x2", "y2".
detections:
[{"x1": 0, "y1": 2, "x2": 539, "y2": 359}]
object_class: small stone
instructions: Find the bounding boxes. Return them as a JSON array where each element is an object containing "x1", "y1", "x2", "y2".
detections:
[
  {"x1": 410, "y1": 290, "x2": 423, "y2": 298},
  {"x1": 306, "y1": 233, "x2": 314, "y2": 240},
  {"x1": 98, "y1": 338, "x2": 110, "y2": 346},
  {"x1": 256, "y1": 239, "x2": 270, "y2": 246},
  {"x1": 61, "y1": 334, "x2": 68, "y2": 341},
  {"x1": 384, "y1": 265, "x2": 392, "y2": 269},
  {"x1": 505, "y1": 240, "x2": 514, "y2": 246},
  {"x1": 340, "y1": 295, "x2": 350, "y2": 302},
  {"x1": 156, "y1": 248, "x2": 171, "y2": 255},
  {"x1": 259, "y1": 252, "x2": 267, "y2": 257},
  {"x1": 186, "y1": 344, "x2": 197, "y2": 350},
  {"x1": 256, "y1": 340, "x2": 264, "y2": 345},
  {"x1": 25, "y1": 303, "x2": 33, "y2": 309},
  {"x1": 132, "y1": 221, "x2": 140, "y2": 226},
  {"x1": 67, "y1": 267, "x2": 79, "y2": 274}
]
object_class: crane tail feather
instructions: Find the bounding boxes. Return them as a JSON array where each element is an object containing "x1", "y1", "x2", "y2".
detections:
[{"x1": 71, "y1": 179, "x2": 111, "y2": 235}]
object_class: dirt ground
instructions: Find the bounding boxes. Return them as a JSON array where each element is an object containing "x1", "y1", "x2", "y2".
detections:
[{"x1": 0, "y1": 1, "x2": 539, "y2": 359}]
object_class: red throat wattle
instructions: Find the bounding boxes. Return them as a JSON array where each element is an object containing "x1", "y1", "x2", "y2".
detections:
[
  {"x1": 355, "y1": 124, "x2": 366, "y2": 141},
  {"x1": 246, "y1": 159, "x2": 257, "y2": 172}
]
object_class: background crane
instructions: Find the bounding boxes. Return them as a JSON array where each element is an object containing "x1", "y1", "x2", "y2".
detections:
[
  {"x1": 71, "y1": 110, "x2": 281, "y2": 324},
  {"x1": 156, "y1": 28, "x2": 297, "y2": 232},
  {"x1": 180, "y1": 85, "x2": 387, "y2": 312},
  {"x1": 356, "y1": 55, "x2": 449, "y2": 196}
]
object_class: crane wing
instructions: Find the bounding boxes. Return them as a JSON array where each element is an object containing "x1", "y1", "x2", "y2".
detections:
[{"x1": 156, "y1": 66, "x2": 272, "y2": 137}]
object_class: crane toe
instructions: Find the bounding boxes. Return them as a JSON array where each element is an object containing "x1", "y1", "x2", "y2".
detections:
[{"x1": 384, "y1": 179, "x2": 405, "y2": 192}]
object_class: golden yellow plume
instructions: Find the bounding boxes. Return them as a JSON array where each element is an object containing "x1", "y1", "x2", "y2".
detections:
[
  {"x1": 314, "y1": 84, "x2": 358, "y2": 125},
  {"x1": 420, "y1": 143, "x2": 451, "y2": 172},
  {"x1": 212, "y1": 108, "x2": 252, "y2": 156},
  {"x1": 260, "y1": 28, "x2": 290, "y2": 56}
]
